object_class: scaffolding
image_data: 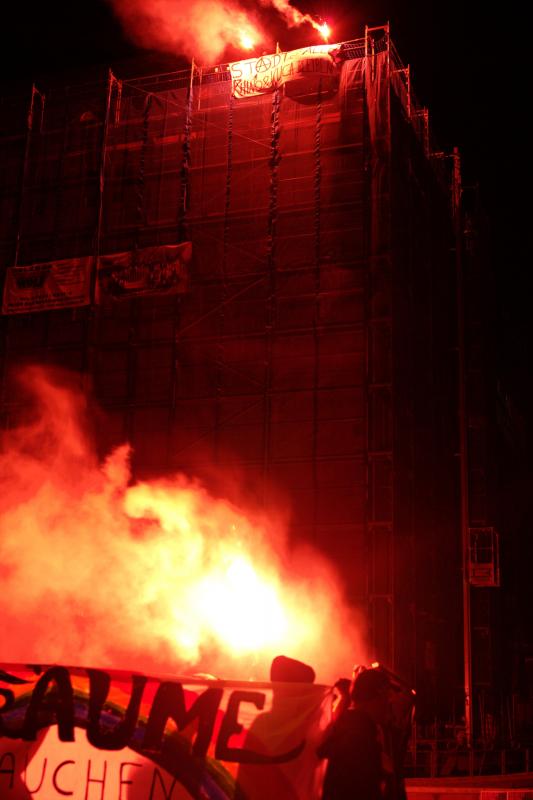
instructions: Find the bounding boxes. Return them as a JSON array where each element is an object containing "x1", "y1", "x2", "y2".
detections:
[{"x1": 0, "y1": 29, "x2": 488, "y2": 745}]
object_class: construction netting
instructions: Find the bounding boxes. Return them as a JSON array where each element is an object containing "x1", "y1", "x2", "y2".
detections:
[
  {"x1": 0, "y1": 33, "x2": 460, "y2": 695},
  {"x1": 0, "y1": 38, "x2": 385, "y2": 555}
]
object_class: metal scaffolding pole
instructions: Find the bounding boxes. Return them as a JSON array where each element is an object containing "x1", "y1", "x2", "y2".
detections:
[{"x1": 454, "y1": 148, "x2": 473, "y2": 746}]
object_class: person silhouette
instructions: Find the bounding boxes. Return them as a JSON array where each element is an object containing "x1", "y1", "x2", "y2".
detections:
[{"x1": 317, "y1": 668, "x2": 393, "y2": 800}]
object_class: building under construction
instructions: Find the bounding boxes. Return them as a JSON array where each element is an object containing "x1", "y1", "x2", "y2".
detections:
[{"x1": 0, "y1": 26, "x2": 524, "y2": 766}]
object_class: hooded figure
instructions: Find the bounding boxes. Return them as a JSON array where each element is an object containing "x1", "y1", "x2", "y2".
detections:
[{"x1": 317, "y1": 668, "x2": 392, "y2": 800}]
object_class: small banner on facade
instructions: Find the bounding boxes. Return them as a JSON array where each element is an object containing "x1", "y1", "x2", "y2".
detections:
[
  {"x1": 97, "y1": 242, "x2": 191, "y2": 302},
  {"x1": 1, "y1": 257, "x2": 91, "y2": 315},
  {"x1": 0, "y1": 663, "x2": 329, "y2": 799},
  {"x1": 230, "y1": 45, "x2": 338, "y2": 99}
]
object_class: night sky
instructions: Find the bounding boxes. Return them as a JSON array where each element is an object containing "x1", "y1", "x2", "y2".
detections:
[{"x1": 1, "y1": 0, "x2": 529, "y2": 448}]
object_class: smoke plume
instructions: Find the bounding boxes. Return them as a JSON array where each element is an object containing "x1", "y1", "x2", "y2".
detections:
[
  {"x1": 108, "y1": 0, "x2": 264, "y2": 63},
  {"x1": 107, "y1": 0, "x2": 326, "y2": 64},
  {"x1": 260, "y1": 0, "x2": 324, "y2": 32},
  {"x1": 0, "y1": 367, "x2": 366, "y2": 683}
]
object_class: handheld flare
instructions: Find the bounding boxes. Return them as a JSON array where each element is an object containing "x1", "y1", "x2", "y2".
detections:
[{"x1": 318, "y1": 21, "x2": 331, "y2": 41}]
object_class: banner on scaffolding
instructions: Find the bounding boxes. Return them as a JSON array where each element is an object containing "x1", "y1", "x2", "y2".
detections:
[
  {"x1": 0, "y1": 663, "x2": 328, "y2": 799},
  {"x1": 229, "y1": 45, "x2": 338, "y2": 99},
  {"x1": 1, "y1": 257, "x2": 91, "y2": 315},
  {"x1": 97, "y1": 242, "x2": 191, "y2": 302}
]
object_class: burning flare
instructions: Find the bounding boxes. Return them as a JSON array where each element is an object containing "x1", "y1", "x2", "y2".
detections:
[
  {"x1": 318, "y1": 21, "x2": 331, "y2": 41},
  {"x1": 238, "y1": 30, "x2": 255, "y2": 50},
  {"x1": 0, "y1": 368, "x2": 366, "y2": 682}
]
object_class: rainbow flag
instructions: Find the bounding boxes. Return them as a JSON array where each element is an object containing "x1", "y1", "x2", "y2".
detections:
[{"x1": 0, "y1": 663, "x2": 330, "y2": 799}]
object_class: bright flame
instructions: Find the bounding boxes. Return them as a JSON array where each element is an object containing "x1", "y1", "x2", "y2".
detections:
[
  {"x1": 318, "y1": 21, "x2": 331, "y2": 41},
  {"x1": 0, "y1": 368, "x2": 367, "y2": 682},
  {"x1": 239, "y1": 31, "x2": 255, "y2": 50},
  {"x1": 194, "y1": 556, "x2": 289, "y2": 651}
]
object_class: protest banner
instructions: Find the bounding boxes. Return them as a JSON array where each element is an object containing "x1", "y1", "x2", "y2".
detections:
[
  {"x1": 230, "y1": 46, "x2": 338, "y2": 99},
  {"x1": 2, "y1": 258, "x2": 91, "y2": 315},
  {"x1": 0, "y1": 663, "x2": 330, "y2": 799}
]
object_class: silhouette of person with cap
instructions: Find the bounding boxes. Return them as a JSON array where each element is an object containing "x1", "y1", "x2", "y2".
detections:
[{"x1": 317, "y1": 667, "x2": 392, "y2": 800}]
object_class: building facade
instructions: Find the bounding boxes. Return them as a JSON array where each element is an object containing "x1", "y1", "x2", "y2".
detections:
[{"x1": 0, "y1": 28, "x2": 478, "y2": 735}]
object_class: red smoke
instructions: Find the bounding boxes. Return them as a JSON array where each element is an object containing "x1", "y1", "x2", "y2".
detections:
[
  {"x1": 0, "y1": 367, "x2": 366, "y2": 683},
  {"x1": 109, "y1": 0, "x2": 266, "y2": 63},
  {"x1": 106, "y1": 0, "x2": 330, "y2": 63},
  {"x1": 260, "y1": 0, "x2": 330, "y2": 36}
]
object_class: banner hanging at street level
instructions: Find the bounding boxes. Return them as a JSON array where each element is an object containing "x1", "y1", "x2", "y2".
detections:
[
  {"x1": 0, "y1": 663, "x2": 329, "y2": 799},
  {"x1": 97, "y1": 242, "x2": 191, "y2": 302},
  {"x1": 1, "y1": 257, "x2": 92, "y2": 315},
  {"x1": 229, "y1": 45, "x2": 338, "y2": 99}
]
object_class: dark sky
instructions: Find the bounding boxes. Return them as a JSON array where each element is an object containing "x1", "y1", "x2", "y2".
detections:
[{"x1": 2, "y1": 0, "x2": 528, "y2": 410}]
